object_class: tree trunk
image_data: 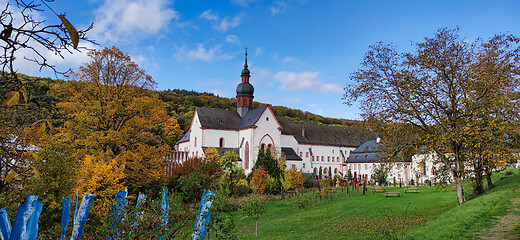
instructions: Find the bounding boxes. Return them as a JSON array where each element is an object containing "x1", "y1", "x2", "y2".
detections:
[
  {"x1": 453, "y1": 152, "x2": 466, "y2": 204},
  {"x1": 473, "y1": 160, "x2": 485, "y2": 195},
  {"x1": 455, "y1": 178, "x2": 465, "y2": 204},
  {"x1": 485, "y1": 169, "x2": 494, "y2": 189}
]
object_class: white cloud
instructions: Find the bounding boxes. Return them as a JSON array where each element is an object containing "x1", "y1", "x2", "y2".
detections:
[
  {"x1": 251, "y1": 67, "x2": 273, "y2": 85},
  {"x1": 231, "y1": 0, "x2": 258, "y2": 6},
  {"x1": 91, "y1": 0, "x2": 178, "y2": 42},
  {"x1": 270, "y1": 0, "x2": 308, "y2": 15},
  {"x1": 216, "y1": 15, "x2": 242, "y2": 31},
  {"x1": 200, "y1": 9, "x2": 219, "y2": 21},
  {"x1": 270, "y1": 1, "x2": 287, "y2": 15},
  {"x1": 199, "y1": 10, "x2": 243, "y2": 32},
  {"x1": 286, "y1": 98, "x2": 304, "y2": 106},
  {"x1": 274, "y1": 71, "x2": 342, "y2": 93},
  {"x1": 226, "y1": 35, "x2": 240, "y2": 44},
  {"x1": 282, "y1": 56, "x2": 302, "y2": 65},
  {"x1": 175, "y1": 44, "x2": 233, "y2": 62},
  {"x1": 255, "y1": 47, "x2": 262, "y2": 55}
]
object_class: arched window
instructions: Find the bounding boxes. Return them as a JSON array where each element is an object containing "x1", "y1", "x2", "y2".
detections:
[
  {"x1": 194, "y1": 137, "x2": 197, "y2": 147},
  {"x1": 261, "y1": 143, "x2": 266, "y2": 151},
  {"x1": 219, "y1": 137, "x2": 225, "y2": 147}
]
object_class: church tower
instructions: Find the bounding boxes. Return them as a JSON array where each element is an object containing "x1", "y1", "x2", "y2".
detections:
[{"x1": 236, "y1": 48, "x2": 254, "y2": 117}]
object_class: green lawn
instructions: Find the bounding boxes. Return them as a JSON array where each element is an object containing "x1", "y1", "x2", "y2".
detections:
[
  {"x1": 231, "y1": 185, "x2": 457, "y2": 239},
  {"x1": 406, "y1": 168, "x2": 520, "y2": 239},
  {"x1": 226, "y1": 169, "x2": 520, "y2": 239}
]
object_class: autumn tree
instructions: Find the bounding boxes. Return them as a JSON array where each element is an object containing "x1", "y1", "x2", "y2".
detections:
[
  {"x1": 54, "y1": 46, "x2": 169, "y2": 216},
  {"x1": 345, "y1": 28, "x2": 520, "y2": 204},
  {"x1": 219, "y1": 150, "x2": 241, "y2": 196},
  {"x1": 252, "y1": 149, "x2": 282, "y2": 181},
  {"x1": 250, "y1": 166, "x2": 268, "y2": 194}
]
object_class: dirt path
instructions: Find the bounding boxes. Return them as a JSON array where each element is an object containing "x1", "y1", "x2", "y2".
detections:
[{"x1": 478, "y1": 197, "x2": 520, "y2": 240}]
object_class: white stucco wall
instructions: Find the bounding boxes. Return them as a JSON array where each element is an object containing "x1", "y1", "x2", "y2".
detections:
[
  {"x1": 188, "y1": 112, "x2": 204, "y2": 158},
  {"x1": 306, "y1": 145, "x2": 354, "y2": 177},
  {"x1": 203, "y1": 129, "x2": 239, "y2": 148}
]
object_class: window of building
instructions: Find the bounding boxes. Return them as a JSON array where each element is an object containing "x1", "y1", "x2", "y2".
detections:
[
  {"x1": 365, "y1": 164, "x2": 367, "y2": 170},
  {"x1": 355, "y1": 155, "x2": 358, "y2": 159},
  {"x1": 266, "y1": 117, "x2": 269, "y2": 121},
  {"x1": 219, "y1": 137, "x2": 224, "y2": 147},
  {"x1": 194, "y1": 137, "x2": 197, "y2": 147},
  {"x1": 303, "y1": 163, "x2": 306, "y2": 169},
  {"x1": 332, "y1": 156, "x2": 335, "y2": 162},
  {"x1": 365, "y1": 155, "x2": 368, "y2": 159},
  {"x1": 332, "y1": 150, "x2": 335, "y2": 154},
  {"x1": 327, "y1": 156, "x2": 330, "y2": 162},
  {"x1": 261, "y1": 143, "x2": 265, "y2": 151},
  {"x1": 300, "y1": 152, "x2": 303, "y2": 157},
  {"x1": 306, "y1": 152, "x2": 309, "y2": 158},
  {"x1": 321, "y1": 156, "x2": 324, "y2": 162}
]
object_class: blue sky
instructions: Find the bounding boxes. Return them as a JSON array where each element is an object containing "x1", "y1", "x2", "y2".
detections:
[{"x1": 8, "y1": 0, "x2": 520, "y2": 119}]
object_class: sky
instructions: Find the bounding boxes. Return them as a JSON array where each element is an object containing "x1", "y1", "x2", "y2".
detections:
[{"x1": 7, "y1": 0, "x2": 520, "y2": 120}]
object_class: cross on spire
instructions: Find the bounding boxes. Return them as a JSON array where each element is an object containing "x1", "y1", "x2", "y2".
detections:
[{"x1": 244, "y1": 46, "x2": 248, "y2": 67}]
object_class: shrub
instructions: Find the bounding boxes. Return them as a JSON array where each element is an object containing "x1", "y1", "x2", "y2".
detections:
[
  {"x1": 265, "y1": 175, "x2": 280, "y2": 195},
  {"x1": 302, "y1": 173, "x2": 316, "y2": 188},
  {"x1": 235, "y1": 179, "x2": 251, "y2": 196}
]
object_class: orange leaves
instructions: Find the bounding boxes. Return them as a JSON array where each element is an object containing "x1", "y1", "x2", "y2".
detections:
[{"x1": 250, "y1": 166, "x2": 269, "y2": 194}]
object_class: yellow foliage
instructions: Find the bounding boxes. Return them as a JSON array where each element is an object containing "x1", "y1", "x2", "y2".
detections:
[
  {"x1": 204, "y1": 147, "x2": 220, "y2": 162},
  {"x1": 76, "y1": 155, "x2": 124, "y2": 219},
  {"x1": 164, "y1": 117, "x2": 183, "y2": 148}
]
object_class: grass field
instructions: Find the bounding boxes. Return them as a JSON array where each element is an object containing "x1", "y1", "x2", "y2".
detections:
[
  {"x1": 406, "y1": 168, "x2": 520, "y2": 239},
  {"x1": 228, "y1": 169, "x2": 520, "y2": 239}
]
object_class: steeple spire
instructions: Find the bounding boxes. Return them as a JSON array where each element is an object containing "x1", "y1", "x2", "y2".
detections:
[
  {"x1": 237, "y1": 47, "x2": 254, "y2": 117},
  {"x1": 244, "y1": 47, "x2": 248, "y2": 67},
  {"x1": 241, "y1": 47, "x2": 250, "y2": 81}
]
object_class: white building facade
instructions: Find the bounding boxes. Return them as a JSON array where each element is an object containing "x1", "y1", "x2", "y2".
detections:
[{"x1": 169, "y1": 51, "x2": 365, "y2": 176}]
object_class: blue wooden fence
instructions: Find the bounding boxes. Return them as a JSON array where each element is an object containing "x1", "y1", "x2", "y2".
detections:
[{"x1": 0, "y1": 189, "x2": 215, "y2": 240}]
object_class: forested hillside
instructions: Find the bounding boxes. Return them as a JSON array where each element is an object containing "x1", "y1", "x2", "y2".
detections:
[{"x1": 158, "y1": 89, "x2": 369, "y2": 135}]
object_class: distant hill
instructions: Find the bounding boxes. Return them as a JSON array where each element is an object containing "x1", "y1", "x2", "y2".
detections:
[{"x1": 157, "y1": 89, "x2": 375, "y2": 141}]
